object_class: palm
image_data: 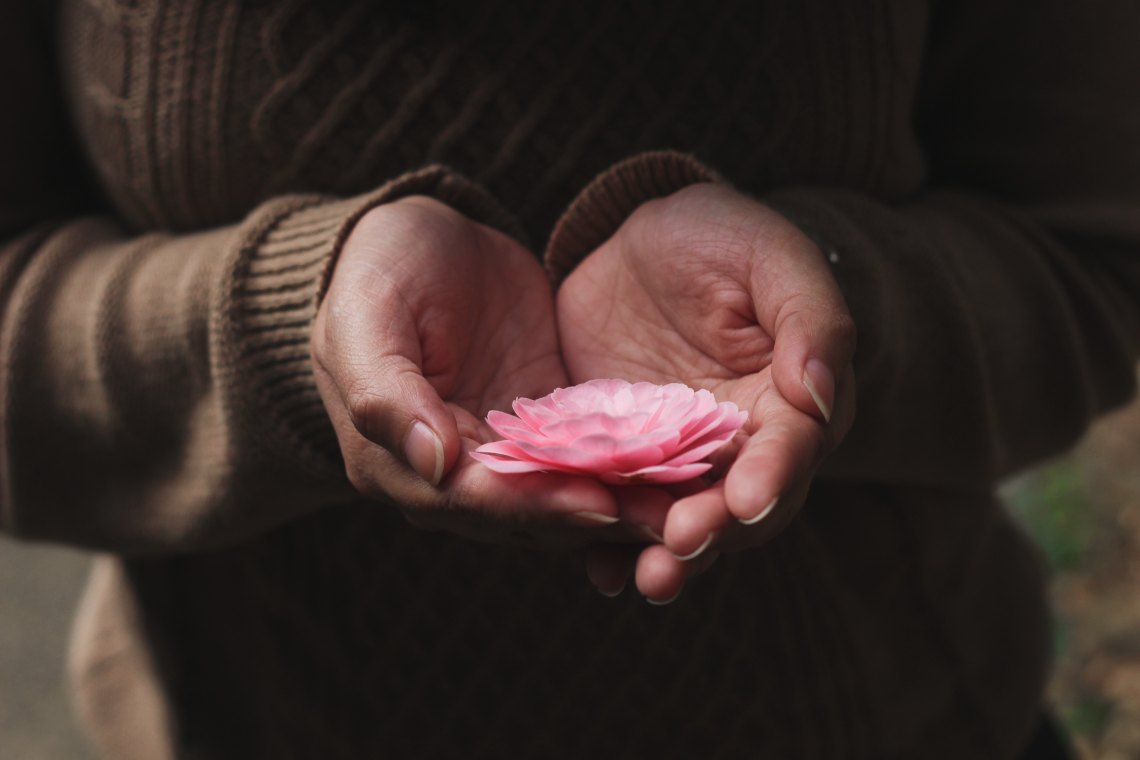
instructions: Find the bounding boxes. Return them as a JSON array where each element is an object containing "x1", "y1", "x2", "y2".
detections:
[
  {"x1": 404, "y1": 255, "x2": 566, "y2": 511},
  {"x1": 557, "y1": 232, "x2": 777, "y2": 441},
  {"x1": 428, "y1": 243, "x2": 566, "y2": 428},
  {"x1": 554, "y1": 183, "x2": 855, "y2": 602}
]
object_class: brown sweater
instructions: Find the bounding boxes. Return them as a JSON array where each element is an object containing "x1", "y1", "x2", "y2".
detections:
[{"x1": 3, "y1": 1, "x2": 1139, "y2": 758}]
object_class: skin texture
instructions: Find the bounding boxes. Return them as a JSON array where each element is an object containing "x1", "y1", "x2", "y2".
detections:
[
  {"x1": 313, "y1": 186, "x2": 855, "y2": 603},
  {"x1": 557, "y1": 183, "x2": 857, "y2": 602}
]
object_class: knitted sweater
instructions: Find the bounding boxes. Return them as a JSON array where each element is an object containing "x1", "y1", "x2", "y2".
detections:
[{"x1": 3, "y1": 1, "x2": 1139, "y2": 757}]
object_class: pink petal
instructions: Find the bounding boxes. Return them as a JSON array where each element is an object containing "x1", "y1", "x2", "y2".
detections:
[
  {"x1": 512, "y1": 397, "x2": 564, "y2": 429},
  {"x1": 610, "y1": 384, "x2": 637, "y2": 416},
  {"x1": 485, "y1": 410, "x2": 548, "y2": 445},
  {"x1": 580, "y1": 378, "x2": 633, "y2": 398},
  {"x1": 469, "y1": 451, "x2": 561, "y2": 474},
  {"x1": 604, "y1": 462, "x2": 712, "y2": 484},
  {"x1": 474, "y1": 380, "x2": 745, "y2": 483},
  {"x1": 513, "y1": 437, "x2": 620, "y2": 471},
  {"x1": 513, "y1": 435, "x2": 667, "y2": 473},
  {"x1": 472, "y1": 440, "x2": 594, "y2": 476},
  {"x1": 651, "y1": 391, "x2": 705, "y2": 430},
  {"x1": 629, "y1": 381, "x2": 667, "y2": 408},
  {"x1": 657, "y1": 434, "x2": 737, "y2": 468},
  {"x1": 538, "y1": 412, "x2": 652, "y2": 444},
  {"x1": 472, "y1": 439, "x2": 539, "y2": 462},
  {"x1": 677, "y1": 404, "x2": 747, "y2": 447}
]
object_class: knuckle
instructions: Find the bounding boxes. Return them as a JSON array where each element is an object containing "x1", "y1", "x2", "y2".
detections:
[
  {"x1": 343, "y1": 458, "x2": 381, "y2": 500},
  {"x1": 344, "y1": 386, "x2": 390, "y2": 444},
  {"x1": 442, "y1": 481, "x2": 490, "y2": 521},
  {"x1": 827, "y1": 312, "x2": 857, "y2": 349}
]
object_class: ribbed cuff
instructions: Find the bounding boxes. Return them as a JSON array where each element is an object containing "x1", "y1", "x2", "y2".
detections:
[
  {"x1": 544, "y1": 150, "x2": 721, "y2": 284},
  {"x1": 222, "y1": 166, "x2": 521, "y2": 471}
]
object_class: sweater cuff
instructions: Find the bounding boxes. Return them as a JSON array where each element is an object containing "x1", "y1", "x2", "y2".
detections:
[
  {"x1": 544, "y1": 151, "x2": 721, "y2": 284},
  {"x1": 222, "y1": 166, "x2": 521, "y2": 472}
]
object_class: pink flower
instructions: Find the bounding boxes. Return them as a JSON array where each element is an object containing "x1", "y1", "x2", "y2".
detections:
[{"x1": 470, "y1": 379, "x2": 747, "y2": 484}]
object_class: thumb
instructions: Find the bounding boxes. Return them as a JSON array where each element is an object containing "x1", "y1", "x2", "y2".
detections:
[
  {"x1": 314, "y1": 276, "x2": 461, "y2": 489},
  {"x1": 343, "y1": 352, "x2": 460, "y2": 487},
  {"x1": 750, "y1": 229, "x2": 855, "y2": 424},
  {"x1": 772, "y1": 305, "x2": 855, "y2": 424}
]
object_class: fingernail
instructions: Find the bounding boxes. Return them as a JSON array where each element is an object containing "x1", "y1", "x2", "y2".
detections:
[
  {"x1": 597, "y1": 584, "x2": 625, "y2": 598},
  {"x1": 739, "y1": 497, "x2": 778, "y2": 526},
  {"x1": 802, "y1": 358, "x2": 834, "y2": 422},
  {"x1": 635, "y1": 524, "x2": 665, "y2": 543},
  {"x1": 405, "y1": 421, "x2": 445, "y2": 486},
  {"x1": 671, "y1": 531, "x2": 717, "y2": 562},
  {"x1": 647, "y1": 591, "x2": 681, "y2": 606},
  {"x1": 569, "y1": 511, "x2": 621, "y2": 527}
]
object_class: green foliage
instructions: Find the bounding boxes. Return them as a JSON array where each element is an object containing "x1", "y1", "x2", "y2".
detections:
[
  {"x1": 1064, "y1": 695, "x2": 1113, "y2": 739},
  {"x1": 1003, "y1": 459, "x2": 1092, "y2": 572}
]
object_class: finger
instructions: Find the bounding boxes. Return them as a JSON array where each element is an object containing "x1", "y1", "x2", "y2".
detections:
[
  {"x1": 585, "y1": 545, "x2": 636, "y2": 597},
  {"x1": 634, "y1": 544, "x2": 690, "y2": 605},
  {"x1": 723, "y1": 399, "x2": 824, "y2": 525},
  {"x1": 748, "y1": 223, "x2": 855, "y2": 424},
  {"x1": 633, "y1": 544, "x2": 721, "y2": 604},
  {"x1": 315, "y1": 260, "x2": 460, "y2": 487},
  {"x1": 662, "y1": 483, "x2": 731, "y2": 561}
]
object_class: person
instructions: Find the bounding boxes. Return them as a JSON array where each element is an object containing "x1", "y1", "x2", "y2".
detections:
[{"x1": 2, "y1": 0, "x2": 1137, "y2": 757}]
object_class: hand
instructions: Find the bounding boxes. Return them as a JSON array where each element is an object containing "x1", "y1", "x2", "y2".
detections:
[
  {"x1": 312, "y1": 196, "x2": 621, "y2": 546},
  {"x1": 557, "y1": 183, "x2": 856, "y2": 601}
]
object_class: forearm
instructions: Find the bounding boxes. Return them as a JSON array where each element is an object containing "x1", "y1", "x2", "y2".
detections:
[
  {"x1": 0, "y1": 168, "x2": 516, "y2": 553},
  {"x1": 0, "y1": 195, "x2": 348, "y2": 551}
]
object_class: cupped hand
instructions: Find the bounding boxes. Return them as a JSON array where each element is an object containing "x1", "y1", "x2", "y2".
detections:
[
  {"x1": 312, "y1": 196, "x2": 623, "y2": 547},
  {"x1": 557, "y1": 183, "x2": 857, "y2": 602}
]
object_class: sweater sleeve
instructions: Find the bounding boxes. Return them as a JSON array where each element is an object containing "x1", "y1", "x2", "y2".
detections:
[
  {"x1": 0, "y1": 8, "x2": 520, "y2": 553},
  {"x1": 545, "y1": 1, "x2": 1140, "y2": 489}
]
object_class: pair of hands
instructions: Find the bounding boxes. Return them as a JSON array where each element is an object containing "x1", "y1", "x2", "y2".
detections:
[{"x1": 311, "y1": 184, "x2": 855, "y2": 604}]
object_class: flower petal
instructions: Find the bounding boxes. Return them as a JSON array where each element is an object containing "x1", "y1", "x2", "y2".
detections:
[
  {"x1": 657, "y1": 434, "x2": 737, "y2": 468},
  {"x1": 475, "y1": 380, "x2": 745, "y2": 482},
  {"x1": 537, "y1": 412, "x2": 650, "y2": 444},
  {"x1": 605, "y1": 462, "x2": 712, "y2": 484},
  {"x1": 651, "y1": 391, "x2": 705, "y2": 430},
  {"x1": 677, "y1": 404, "x2": 747, "y2": 447},
  {"x1": 485, "y1": 410, "x2": 548, "y2": 444},
  {"x1": 512, "y1": 397, "x2": 564, "y2": 429},
  {"x1": 469, "y1": 451, "x2": 560, "y2": 474},
  {"x1": 512, "y1": 434, "x2": 667, "y2": 473}
]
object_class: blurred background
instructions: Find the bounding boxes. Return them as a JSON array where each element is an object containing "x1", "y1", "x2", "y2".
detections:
[
  {"x1": 0, "y1": 538, "x2": 93, "y2": 759},
  {"x1": 2, "y1": 395, "x2": 1139, "y2": 760}
]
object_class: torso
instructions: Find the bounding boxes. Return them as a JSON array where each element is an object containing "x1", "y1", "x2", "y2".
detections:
[{"x1": 60, "y1": 0, "x2": 928, "y2": 238}]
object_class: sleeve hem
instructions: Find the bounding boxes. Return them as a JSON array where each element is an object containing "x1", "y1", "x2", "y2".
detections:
[{"x1": 543, "y1": 151, "x2": 721, "y2": 285}]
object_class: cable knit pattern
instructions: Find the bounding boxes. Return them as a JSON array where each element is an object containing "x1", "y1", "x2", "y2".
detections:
[
  {"x1": 2, "y1": 0, "x2": 1138, "y2": 757},
  {"x1": 66, "y1": 0, "x2": 919, "y2": 238}
]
